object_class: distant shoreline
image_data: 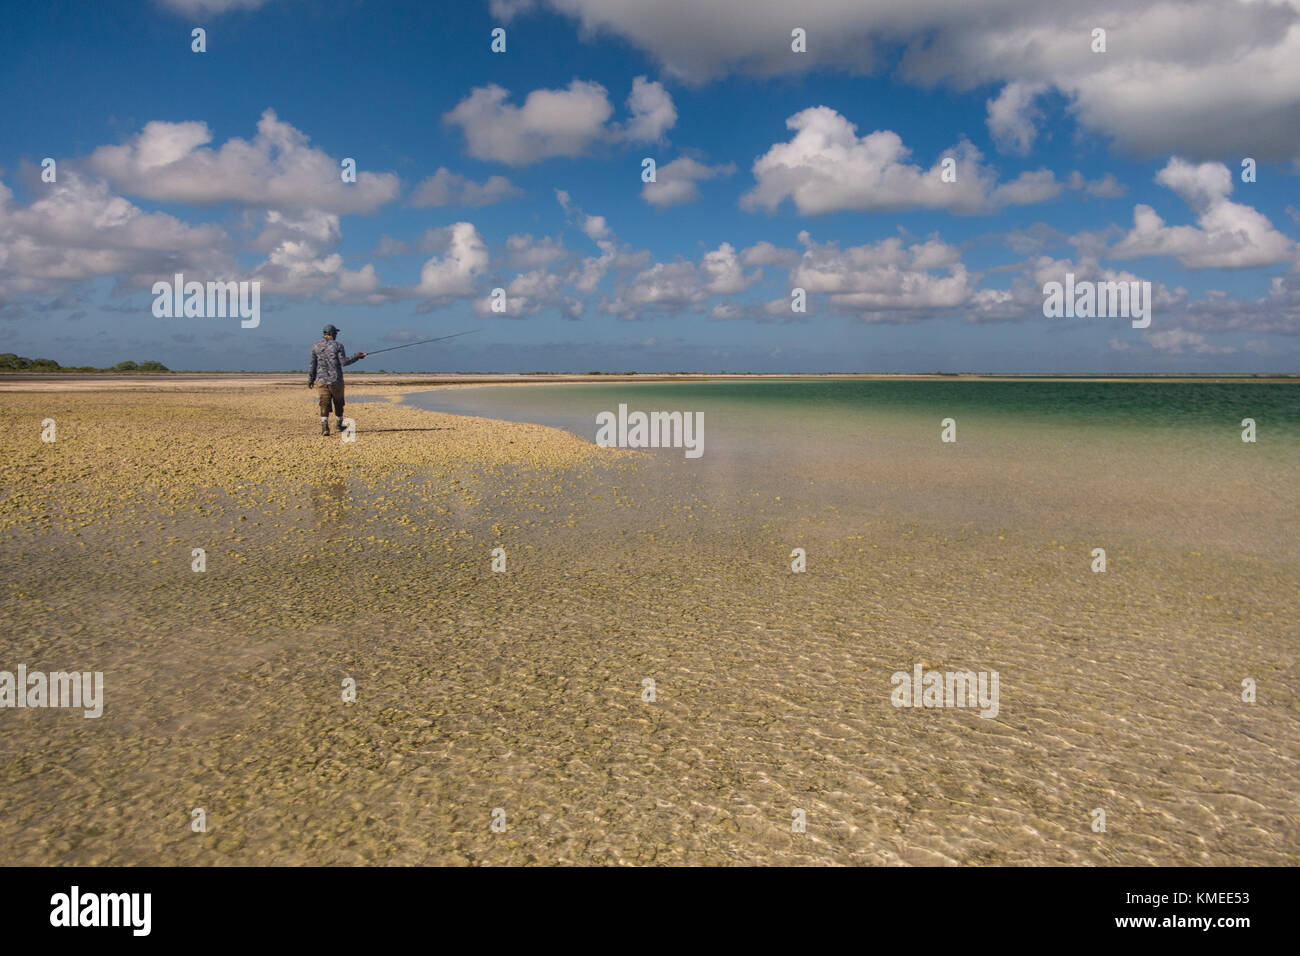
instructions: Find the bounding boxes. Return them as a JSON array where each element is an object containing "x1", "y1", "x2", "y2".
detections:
[{"x1": 2, "y1": 370, "x2": 1298, "y2": 392}]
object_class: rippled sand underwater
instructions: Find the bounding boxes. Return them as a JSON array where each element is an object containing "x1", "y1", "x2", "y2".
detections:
[{"x1": 1, "y1": 383, "x2": 1296, "y2": 865}]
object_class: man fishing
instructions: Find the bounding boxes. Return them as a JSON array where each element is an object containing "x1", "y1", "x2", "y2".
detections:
[
  {"x1": 307, "y1": 324, "x2": 366, "y2": 435},
  {"x1": 307, "y1": 326, "x2": 481, "y2": 435}
]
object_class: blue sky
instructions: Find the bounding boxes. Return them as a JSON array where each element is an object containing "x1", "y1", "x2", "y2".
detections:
[{"x1": 2, "y1": 0, "x2": 1298, "y2": 372}]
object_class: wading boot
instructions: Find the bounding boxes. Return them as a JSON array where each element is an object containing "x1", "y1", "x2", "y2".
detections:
[{"x1": 320, "y1": 421, "x2": 330, "y2": 436}]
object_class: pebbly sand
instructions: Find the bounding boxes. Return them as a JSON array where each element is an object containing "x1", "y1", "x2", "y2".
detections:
[{"x1": 0, "y1": 382, "x2": 1296, "y2": 865}]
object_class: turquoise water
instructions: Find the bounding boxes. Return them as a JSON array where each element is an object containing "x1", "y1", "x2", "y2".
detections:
[
  {"x1": 402, "y1": 379, "x2": 1299, "y2": 558},
  {"x1": 405, "y1": 379, "x2": 1300, "y2": 447}
]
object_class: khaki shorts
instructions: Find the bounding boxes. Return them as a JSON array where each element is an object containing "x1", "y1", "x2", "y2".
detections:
[{"x1": 316, "y1": 382, "x2": 344, "y2": 417}]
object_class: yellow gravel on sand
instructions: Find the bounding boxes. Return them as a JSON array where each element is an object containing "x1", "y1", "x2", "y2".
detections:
[{"x1": 0, "y1": 386, "x2": 616, "y2": 529}]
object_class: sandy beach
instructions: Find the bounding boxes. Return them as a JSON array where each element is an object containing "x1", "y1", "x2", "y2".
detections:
[{"x1": 1, "y1": 379, "x2": 1296, "y2": 865}]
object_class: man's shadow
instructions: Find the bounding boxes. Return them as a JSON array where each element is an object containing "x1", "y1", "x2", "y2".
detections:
[
  {"x1": 310, "y1": 478, "x2": 350, "y2": 528},
  {"x1": 358, "y1": 427, "x2": 453, "y2": 433}
]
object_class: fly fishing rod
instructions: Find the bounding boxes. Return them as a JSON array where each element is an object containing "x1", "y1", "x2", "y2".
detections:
[{"x1": 362, "y1": 328, "x2": 482, "y2": 356}]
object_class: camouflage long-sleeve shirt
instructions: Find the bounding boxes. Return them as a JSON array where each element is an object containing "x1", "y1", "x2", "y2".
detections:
[{"x1": 308, "y1": 338, "x2": 361, "y2": 386}]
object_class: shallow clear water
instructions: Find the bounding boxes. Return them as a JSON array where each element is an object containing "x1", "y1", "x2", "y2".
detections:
[
  {"x1": 405, "y1": 380, "x2": 1300, "y2": 559},
  {"x1": 406, "y1": 379, "x2": 1300, "y2": 446}
]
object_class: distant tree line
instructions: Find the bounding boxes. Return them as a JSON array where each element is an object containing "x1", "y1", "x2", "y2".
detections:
[{"x1": 0, "y1": 353, "x2": 169, "y2": 372}]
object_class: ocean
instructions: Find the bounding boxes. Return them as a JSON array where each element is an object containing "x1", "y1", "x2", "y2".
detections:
[{"x1": 404, "y1": 379, "x2": 1300, "y2": 559}]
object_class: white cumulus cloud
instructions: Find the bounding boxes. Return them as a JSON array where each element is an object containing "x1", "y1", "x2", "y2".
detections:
[
  {"x1": 986, "y1": 81, "x2": 1048, "y2": 155},
  {"x1": 410, "y1": 168, "x2": 523, "y2": 207},
  {"x1": 415, "y1": 222, "x2": 489, "y2": 300},
  {"x1": 641, "y1": 156, "x2": 735, "y2": 207},
  {"x1": 0, "y1": 175, "x2": 231, "y2": 301},
  {"x1": 1111, "y1": 159, "x2": 1296, "y2": 268},
  {"x1": 620, "y1": 76, "x2": 678, "y2": 142},
  {"x1": 741, "y1": 107, "x2": 1060, "y2": 215},
  {"x1": 88, "y1": 110, "x2": 400, "y2": 213},
  {"x1": 445, "y1": 78, "x2": 677, "y2": 165},
  {"x1": 790, "y1": 230, "x2": 972, "y2": 317}
]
